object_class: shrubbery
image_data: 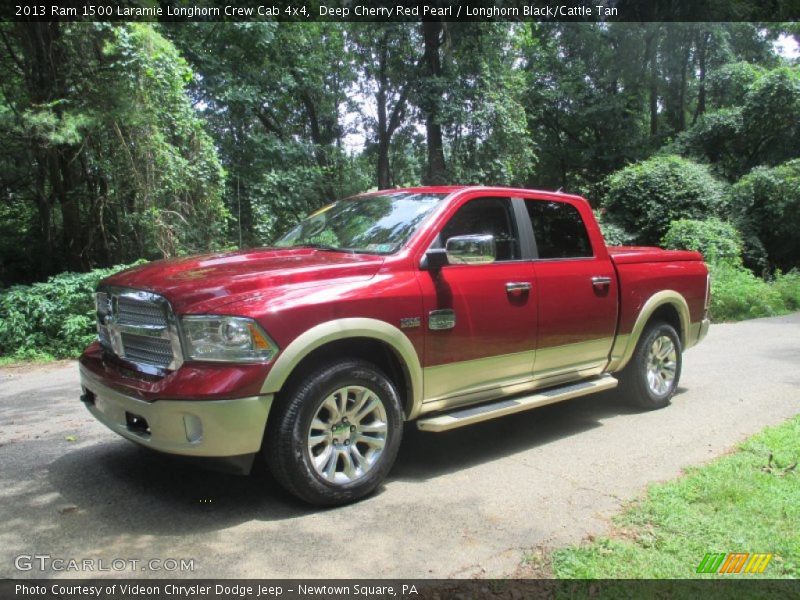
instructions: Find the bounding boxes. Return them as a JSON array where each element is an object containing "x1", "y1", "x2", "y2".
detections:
[
  {"x1": 593, "y1": 210, "x2": 635, "y2": 247},
  {"x1": 729, "y1": 159, "x2": 800, "y2": 273},
  {"x1": 0, "y1": 262, "x2": 144, "y2": 361},
  {"x1": 709, "y1": 263, "x2": 784, "y2": 321},
  {"x1": 660, "y1": 218, "x2": 800, "y2": 322},
  {"x1": 601, "y1": 155, "x2": 727, "y2": 245},
  {"x1": 661, "y1": 218, "x2": 743, "y2": 265}
]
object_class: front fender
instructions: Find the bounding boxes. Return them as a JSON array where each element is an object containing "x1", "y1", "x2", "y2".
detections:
[{"x1": 259, "y1": 318, "x2": 424, "y2": 419}]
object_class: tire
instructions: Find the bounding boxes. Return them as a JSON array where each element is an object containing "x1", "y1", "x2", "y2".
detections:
[
  {"x1": 264, "y1": 359, "x2": 404, "y2": 506},
  {"x1": 617, "y1": 321, "x2": 682, "y2": 410}
]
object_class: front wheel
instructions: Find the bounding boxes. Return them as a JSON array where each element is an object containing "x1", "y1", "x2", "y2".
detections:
[
  {"x1": 617, "y1": 321, "x2": 682, "y2": 409},
  {"x1": 264, "y1": 359, "x2": 403, "y2": 506}
]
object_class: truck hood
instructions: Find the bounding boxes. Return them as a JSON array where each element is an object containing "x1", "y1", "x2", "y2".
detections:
[
  {"x1": 608, "y1": 246, "x2": 704, "y2": 264},
  {"x1": 101, "y1": 248, "x2": 385, "y2": 314}
]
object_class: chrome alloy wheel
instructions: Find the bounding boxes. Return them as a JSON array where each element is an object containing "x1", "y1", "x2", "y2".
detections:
[
  {"x1": 307, "y1": 385, "x2": 388, "y2": 485},
  {"x1": 646, "y1": 335, "x2": 678, "y2": 396}
]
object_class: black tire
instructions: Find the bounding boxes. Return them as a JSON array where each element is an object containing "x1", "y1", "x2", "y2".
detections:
[
  {"x1": 264, "y1": 359, "x2": 403, "y2": 506},
  {"x1": 617, "y1": 321, "x2": 682, "y2": 409}
]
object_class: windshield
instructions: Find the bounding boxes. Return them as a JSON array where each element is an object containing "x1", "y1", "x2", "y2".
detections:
[{"x1": 274, "y1": 192, "x2": 447, "y2": 254}]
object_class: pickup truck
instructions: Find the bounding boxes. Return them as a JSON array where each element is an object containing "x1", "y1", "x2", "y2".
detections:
[{"x1": 79, "y1": 186, "x2": 710, "y2": 506}]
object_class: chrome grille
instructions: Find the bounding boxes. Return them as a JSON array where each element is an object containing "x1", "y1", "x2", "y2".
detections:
[
  {"x1": 120, "y1": 333, "x2": 173, "y2": 365},
  {"x1": 96, "y1": 287, "x2": 182, "y2": 371},
  {"x1": 117, "y1": 297, "x2": 168, "y2": 327}
]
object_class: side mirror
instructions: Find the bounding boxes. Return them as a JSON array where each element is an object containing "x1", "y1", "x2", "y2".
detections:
[
  {"x1": 423, "y1": 248, "x2": 449, "y2": 271},
  {"x1": 445, "y1": 234, "x2": 496, "y2": 265}
]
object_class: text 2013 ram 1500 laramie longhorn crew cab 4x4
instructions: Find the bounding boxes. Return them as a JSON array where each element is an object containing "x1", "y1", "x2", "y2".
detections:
[{"x1": 79, "y1": 186, "x2": 711, "y2": 505}]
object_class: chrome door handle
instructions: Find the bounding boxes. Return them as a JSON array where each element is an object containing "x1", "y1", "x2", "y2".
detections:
[
  {"x1": 506, "y1": 282, "x2": 532, "y2": 293},
  {"x1": 592, "y1": 276, "x2": 612, "y2": 287}
]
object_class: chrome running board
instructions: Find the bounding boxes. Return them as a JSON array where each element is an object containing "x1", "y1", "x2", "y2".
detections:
[{"x1": 416, "y1": 374, "x2": 618, "y2": 432}]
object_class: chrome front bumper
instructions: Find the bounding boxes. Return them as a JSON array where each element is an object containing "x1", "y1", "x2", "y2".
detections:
[{"x1": 79, "y1": 366, "x2": 273, "y2": 457}]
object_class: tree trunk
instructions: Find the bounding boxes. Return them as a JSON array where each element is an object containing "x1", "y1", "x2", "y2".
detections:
[
  {"x1": 646, "y1": 28, "x2": 659, "y2": 137},
  {"x1": 376, "y1": 45, "x2": 391, "y2": 189},
  {"x1": 18, "y1": 23, "x2": 84, "y2": 271},
  {"x1": 693, "y1": 30, "x2": 708, "y2": 125},
  {"x1": 421, "y1": 21, "x2": 447, "y2": 185}
]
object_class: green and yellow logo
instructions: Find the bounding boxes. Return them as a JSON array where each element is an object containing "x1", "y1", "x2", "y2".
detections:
[{"x1": 696, "y1": 552, "x2": 773, "y2": 574}]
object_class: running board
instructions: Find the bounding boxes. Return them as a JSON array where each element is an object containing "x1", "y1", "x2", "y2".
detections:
[{"x1": 416, "y1": 375, "x2": 618, "y2": 432}]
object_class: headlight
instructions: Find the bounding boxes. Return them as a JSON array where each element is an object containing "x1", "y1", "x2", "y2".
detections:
[{"x1": 181, "y1": 316, "x2": 279, "y2": 362}]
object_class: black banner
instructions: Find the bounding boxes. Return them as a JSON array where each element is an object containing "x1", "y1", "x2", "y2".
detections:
[
  {"x1": 3, "y1": 579, "x2": 800, "y2": 600},
  {"x1": 3, "y1": 0, "x2": 800, "y2": 22}
]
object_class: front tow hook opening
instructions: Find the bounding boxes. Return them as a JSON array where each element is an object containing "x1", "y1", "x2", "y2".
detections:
[
  {"x1": 125, "y1": 412, "x2": 151, "y2": 437},
  {"x1": 80, "y1": 388, "x2": 95, "y2": 406}
]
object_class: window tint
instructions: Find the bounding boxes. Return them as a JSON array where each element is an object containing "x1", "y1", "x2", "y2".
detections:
[
  {"x1": 440, "y1": 197, "x2": 520, "y2": 261},
  {"x1": 525, "y1": 200, "x2": 592, "y2": 259}
]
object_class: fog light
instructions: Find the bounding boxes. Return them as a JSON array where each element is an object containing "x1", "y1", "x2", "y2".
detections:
[{"x1": 183, "y1": 414, "x2": 203, "y2": 443}]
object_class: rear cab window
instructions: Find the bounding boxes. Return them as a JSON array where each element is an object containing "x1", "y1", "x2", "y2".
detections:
[{"x1": 524, "y1": 200, "x2": 593, "y2": 259}]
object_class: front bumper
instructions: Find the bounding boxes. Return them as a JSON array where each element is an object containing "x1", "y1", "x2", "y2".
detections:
[{"x1": 79, "y1": 365, "x2": 273, "y2": 458}]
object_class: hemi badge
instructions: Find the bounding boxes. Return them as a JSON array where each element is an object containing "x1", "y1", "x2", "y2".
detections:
[{"x1": 400, "y1": 317, "x2": 421, "y2": 329}]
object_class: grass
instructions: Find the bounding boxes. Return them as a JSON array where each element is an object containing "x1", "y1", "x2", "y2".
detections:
[{"x1": 550, "y1": 416, "x2": 800, "y2": 579}]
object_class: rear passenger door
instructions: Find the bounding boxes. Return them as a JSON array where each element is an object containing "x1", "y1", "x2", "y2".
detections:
[{"x1": 522, "y1": 198, "x2": 618, "y2": 383}]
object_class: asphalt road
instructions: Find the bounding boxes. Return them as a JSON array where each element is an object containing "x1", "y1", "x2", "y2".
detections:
[{"x1": 1, "y1": 313, "x2": 799, "y2": 579}]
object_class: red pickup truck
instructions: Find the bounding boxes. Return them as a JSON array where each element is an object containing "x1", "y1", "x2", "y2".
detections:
[{"x1": 79, "y1": 186, "x2": 710, "y2": 505}]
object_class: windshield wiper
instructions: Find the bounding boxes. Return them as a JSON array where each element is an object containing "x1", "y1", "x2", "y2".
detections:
[{"x1": 291, "y1": 243, "x2": 350, "y2": 252}]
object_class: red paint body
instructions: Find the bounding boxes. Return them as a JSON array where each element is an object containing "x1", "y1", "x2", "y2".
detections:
[{"x1": 79, "y1": 186, "x2": 709, "y2": 401}]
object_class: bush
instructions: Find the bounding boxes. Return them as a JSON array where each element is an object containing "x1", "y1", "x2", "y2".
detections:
[
  {"x1": 601, "y1": 155, "x2": 727, "y2": 246},
  {"x1": 661, "y1": 218, "x2": 743, "y2": 265},
  {"x1": 593, "y1": 210, "x2": 635, "y2": 246},
  {"x1": 773, "y1": 270, "x2": 800, "y2": 312},
  {"x1": 0, "y1": 262, "x2": 145, "y2": 360},
  {"x1": 729, "y1": 159, "x2": 800, "y2": 273},
  {"x1": 709, "y1": 263, "x2": 782, "y2": 321}
]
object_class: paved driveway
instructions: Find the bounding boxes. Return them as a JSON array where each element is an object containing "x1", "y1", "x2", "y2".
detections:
[{"x1": 1, "y1": 313, "x2": 798, "y2": 578}]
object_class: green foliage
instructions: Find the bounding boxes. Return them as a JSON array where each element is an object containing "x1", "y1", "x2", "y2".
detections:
[
  {"x1": 707, "y1": 61, "x2": 766, "y2": 109},
  {"x1": 661, "y1": 218, "x2": 743, "y2": 265},
  {"x1": 671, "y1": 63, "x2": 800, "y2": 181},
  {"x1": 593, "y1": 210, "x2": 635, "y2": 246},
  {"x1": 0, "y1": 262, "x2": 145, "y2": 360},
  {"x1": 707, "y1": 262, "x2": 800, "y2": 322},
  {"x1": 601, "y1": 156, "x2": 727, "y2": 245},
  {"x1": 772, "y1": 270, "x2": 800, "y2": 312},
  {"x1": 0, "y1": 22, "x2": 225, "y2": 284},
  {"x1": 729, "y1": 159, "x2": 800, "y2": 273}
]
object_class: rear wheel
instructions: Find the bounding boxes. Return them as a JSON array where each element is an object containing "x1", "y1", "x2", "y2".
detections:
[
  {"x1": 264, "y1": 359, "x2": 403, "y2": 506},
  {"x1": 618, "y1": 321, "x2": 682, "y2": 409}
]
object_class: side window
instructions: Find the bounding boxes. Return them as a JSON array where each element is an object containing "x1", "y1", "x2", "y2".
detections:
[
  {"x1": 440, "y1": 197, "x2": 520, "y2": 261},
  {"x1": 525, "y1": 200, "x2": 593, "y2": 259}
]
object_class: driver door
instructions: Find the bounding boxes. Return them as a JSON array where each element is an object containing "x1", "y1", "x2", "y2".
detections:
[{"x1": 416, "y1": 196, "x2": 538, "y2": 406}]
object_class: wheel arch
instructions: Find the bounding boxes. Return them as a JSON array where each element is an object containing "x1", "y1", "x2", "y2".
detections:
[
  {"x1": 609, "y1": 290, "x2": 690, "y2": 372},
  {"x1": 260, "y1": 318, "x2": 423, "y2": 420}
]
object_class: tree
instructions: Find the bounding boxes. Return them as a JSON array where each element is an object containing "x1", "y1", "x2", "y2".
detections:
[
  {"x1": 730, "y1": 159, "x2": 800, "y2": 272},
  {"x1": 0, "y1": 23, "x2": 225, "y2": 284},
  {"x1": 419, "y1": 21, "x2": 448, "y2": 184},
  {"x1": 352, "y1": 24, "x2": 419, "y2": 189}
]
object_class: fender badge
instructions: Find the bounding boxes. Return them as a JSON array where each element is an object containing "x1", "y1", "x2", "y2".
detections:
[{"x1": 400, "y1": 317, "x2": 421, "y2": 329}]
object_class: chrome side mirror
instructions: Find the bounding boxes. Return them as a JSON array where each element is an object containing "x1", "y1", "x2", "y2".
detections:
[{"x1": 445, "y1": 234, "x2": 496, "y2": 265}]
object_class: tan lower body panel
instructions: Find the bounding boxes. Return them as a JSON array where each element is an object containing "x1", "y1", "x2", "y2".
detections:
[
  {"x1": 416, "y1": 374, "x2": 618, "y2": 432},
  {"x1": 421, "y1": 337, "x2": 613, "y2": 412}
]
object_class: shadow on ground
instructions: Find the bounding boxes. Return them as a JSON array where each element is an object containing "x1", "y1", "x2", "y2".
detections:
[
  {"x1": 393, "y1": 388, "x2": 651, "y2": 480},
  {"x1": 37, "y1": 387, "x2": 658, "y2": 536}
]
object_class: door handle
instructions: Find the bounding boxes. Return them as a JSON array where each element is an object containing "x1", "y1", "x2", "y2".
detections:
[
  {"x1": 592, "y1": 276, "x2": 612, "y2": 288},
  {"x1": 506, "y1": 282, "x2": 532, "y2": 293}
]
